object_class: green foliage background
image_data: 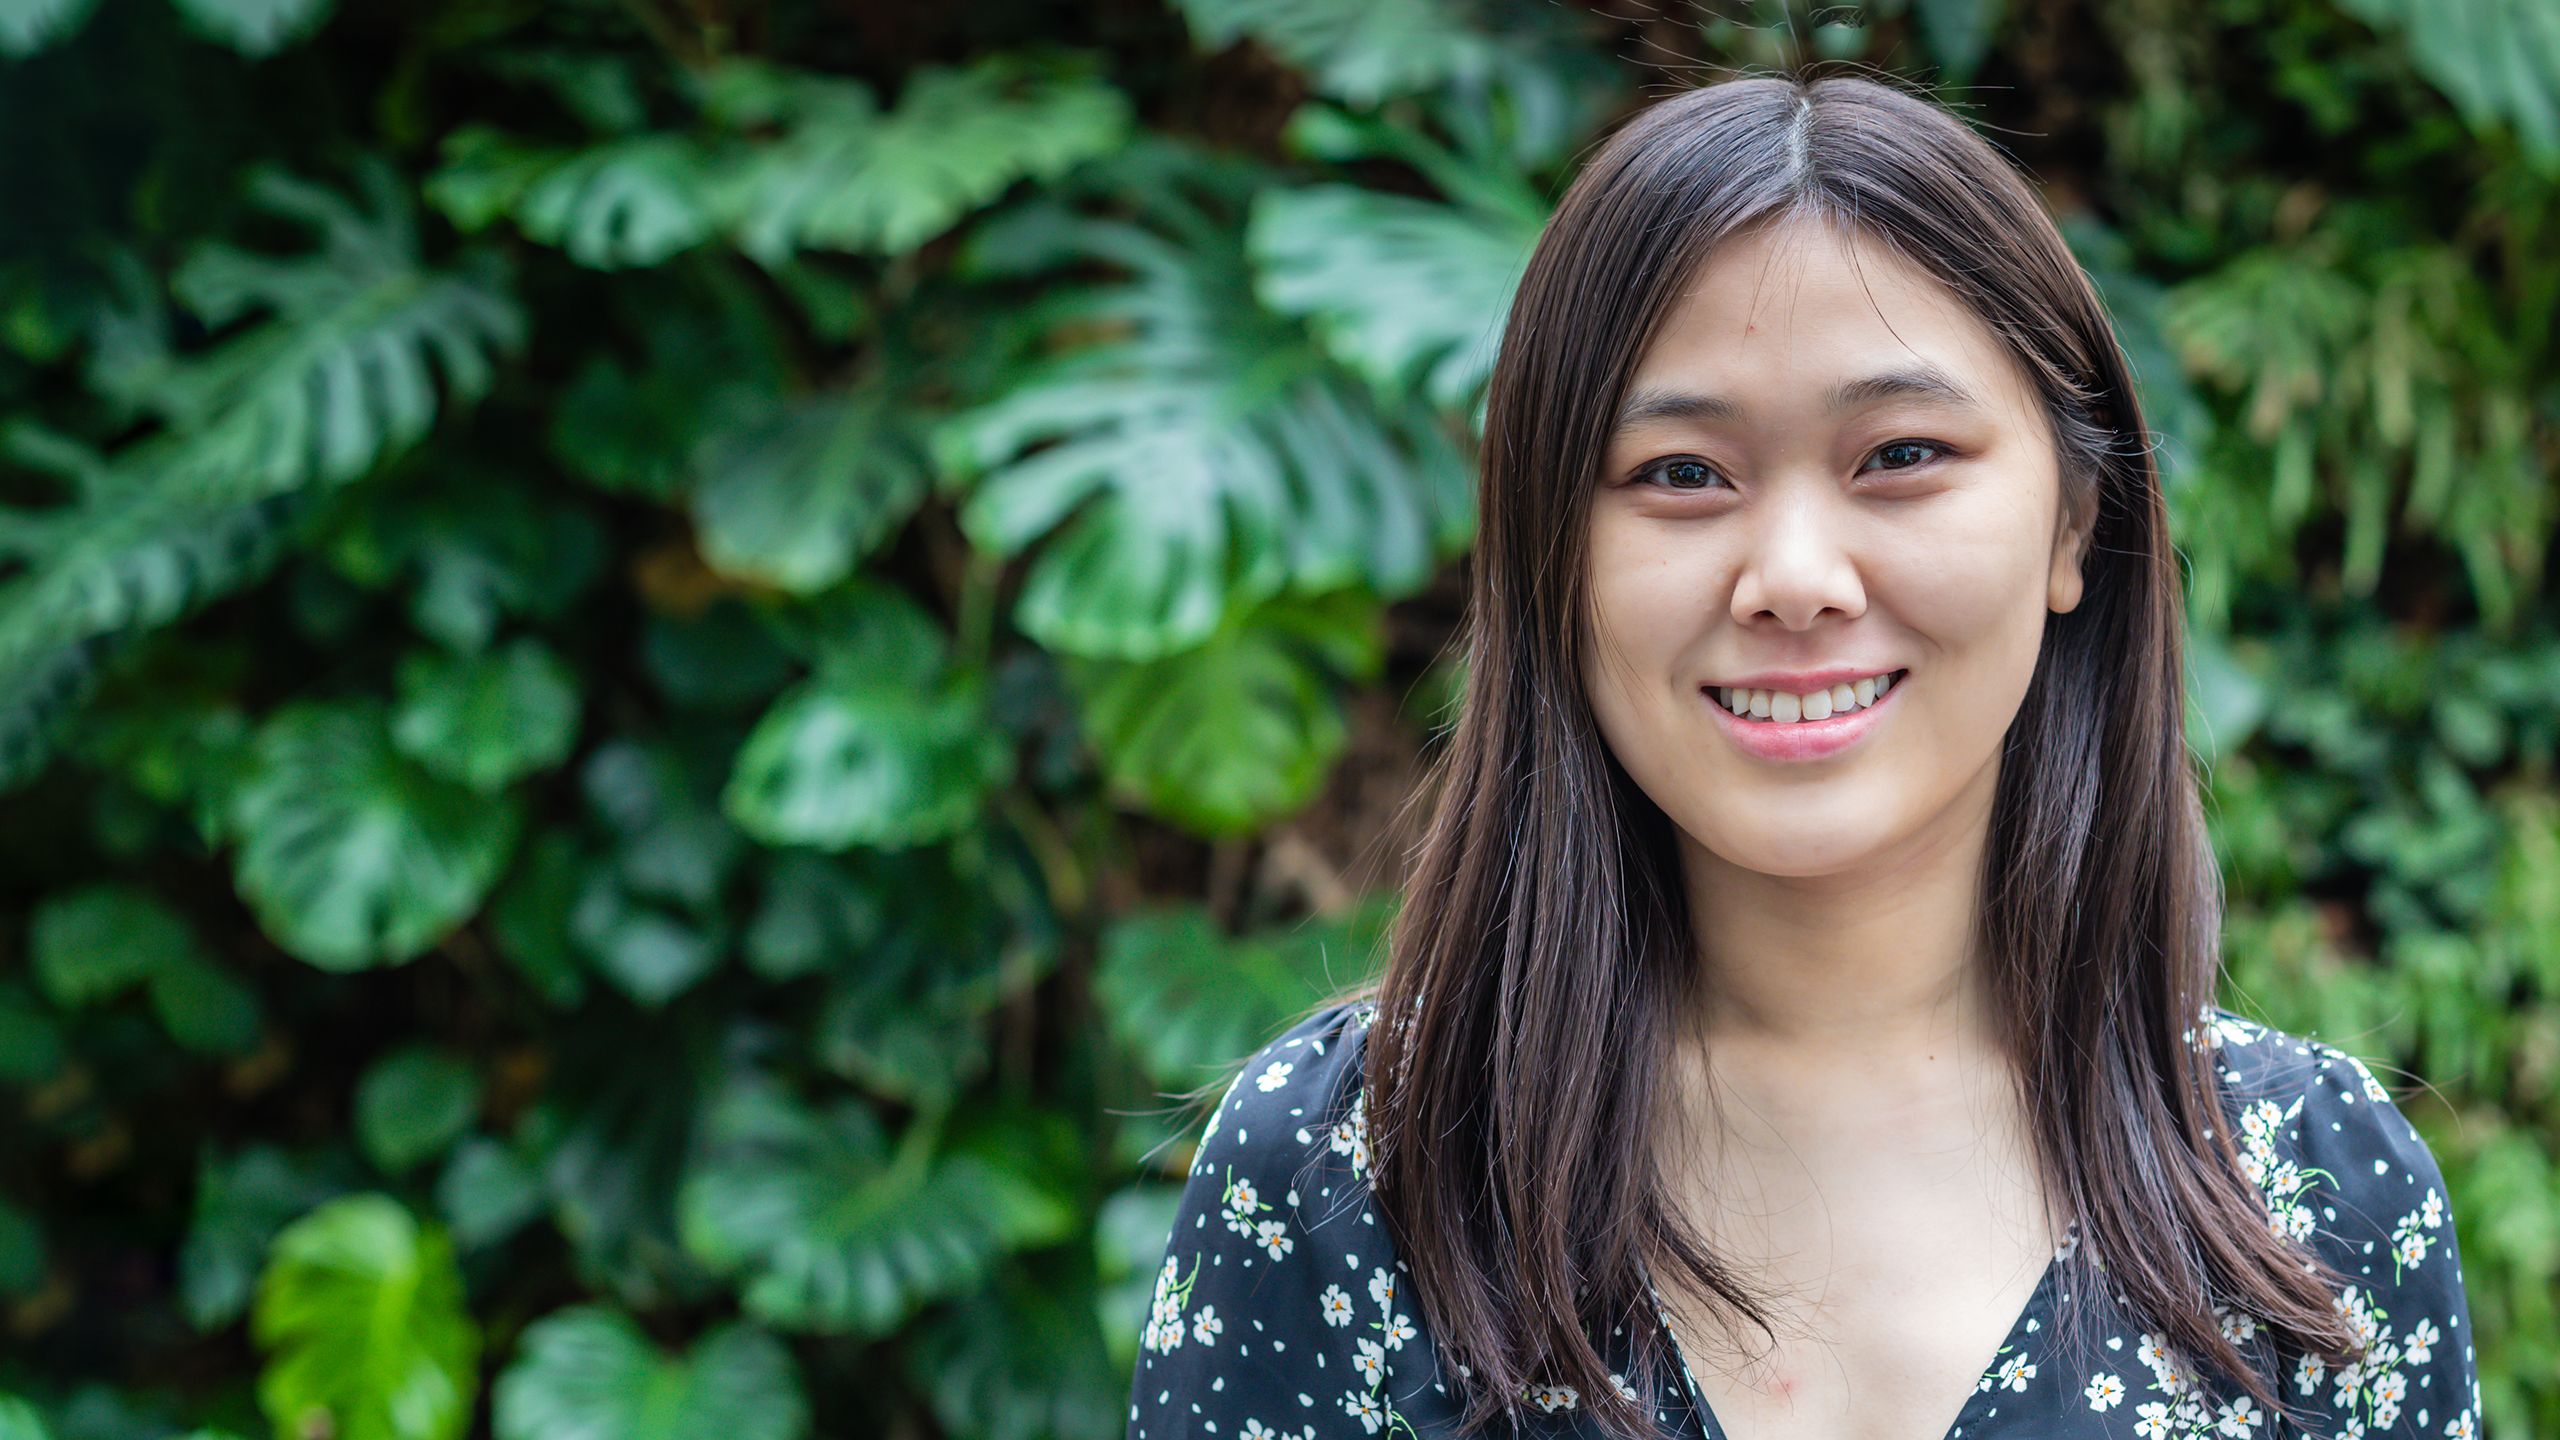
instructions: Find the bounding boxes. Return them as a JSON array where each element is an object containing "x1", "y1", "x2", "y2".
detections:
[{"x1": 0, "y1": 0, "x2": 2553, "y2": 1436}]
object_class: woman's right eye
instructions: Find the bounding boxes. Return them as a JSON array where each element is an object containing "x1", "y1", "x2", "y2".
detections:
[{"x1": 1634, "y1": 457, "x2": 1731, "y2": 492}]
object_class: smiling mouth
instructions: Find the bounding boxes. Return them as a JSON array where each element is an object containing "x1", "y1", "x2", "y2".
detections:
[{"x1": 1707, "y1": 668, "x2": 1909, "y2": 724}]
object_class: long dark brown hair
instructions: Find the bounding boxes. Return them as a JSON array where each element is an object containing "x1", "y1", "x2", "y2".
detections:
[{"x1": 1332, "y1": 67, "x2": 2371, "y2": 1440}]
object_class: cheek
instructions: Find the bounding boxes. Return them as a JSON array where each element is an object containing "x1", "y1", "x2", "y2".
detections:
[{"x1": 1888, "y1": 492, "x2": 2054, "y2": 639}]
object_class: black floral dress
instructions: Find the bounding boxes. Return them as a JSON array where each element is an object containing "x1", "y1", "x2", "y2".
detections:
[{"x1": 1126, "y1": 998, "x2": 2481, "y2": 1440}]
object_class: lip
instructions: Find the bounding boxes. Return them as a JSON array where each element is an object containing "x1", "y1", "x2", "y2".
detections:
[{"x1": 1704, "y1": 669, "x2": 1907, "y2": 762}]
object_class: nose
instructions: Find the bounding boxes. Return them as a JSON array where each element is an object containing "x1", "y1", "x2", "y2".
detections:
[{"x1": 1727, "y1": 488, "x2": 1869, "y2": 630}]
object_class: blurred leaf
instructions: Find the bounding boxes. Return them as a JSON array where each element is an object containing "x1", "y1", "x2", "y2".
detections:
[
  {"x1": 493, "y1": 1305, "x2": 807, "y2": 1440},
  {"x1": 1069, "y1": 587, "x2": 1383, "y2": 835},
  {"x1": 29, "y1": 885, "x2": 262, "y2": 1054},
  {"x1": 251, "y1": 1194, "x2": 480, "y2": 1440},
  {"x1": 1248, "y1": 174, "x2": 1537, "y2": 416},
  {"x1": 724, "y1": 582, "x2": 1012, "y2": 851},
  {"x1": 430, "y1": 130, "x2": 716, "y2": 270},
  {"x1": 911, "y1": 1270, "x2": 1119, "y2": 1440},
  {"x1": 0, "y1": 1196, "x2": 43, "y2": 1296},
  {"x1": 181, "y1": 1145, "x2": 347, "y2": 1332},
  {"x1": 690, "y1": 385, "x2": 932, "y2": 595},
  {"x1": 355, "y1": 1047, "x2": 483, "y2": 1175},
  {"x1": 710, "y1": 52, "x2": 1134, "y2": 263},
  {"x1": 435, "y1": 1135, "x2": 547, "y2": 1251},
  {"x1": 0, "y1": 0, "x2": 94, "y2": 55},
  {"x1": 392, "y1": 637, "x2": 584, "y2": 792},
  {"x1": 227, "y1": 701, "x2": 524, "y2": 971},
  {"x1": 29, "y1": 884, "x2": 179, "y2": 1007},
  {"x1": 148, "y1": 949, "x2": 264, "y2": 1056},
  {"x1": 167, "y1": 0, "x2": 333, "y2": 56},
  {"x1": 938, "y1": 138, "x2": 1471, "y2": 662},
  {"x1": 0, "y1": 984, "x2": 64, "y2": 1084},
  {"x1": 0, "y1": 1398, "x2": 51, "y2": 1440},
  {"x1": 677, "y1": 1075, "x2": 1074, "y2": 1335},
  {"x1": 2333, "y1": 0, "x2": 2560, "y2": 165},
  {"x1": 1097, "y1": 893, "x2": 1394, "y2": 1089}
]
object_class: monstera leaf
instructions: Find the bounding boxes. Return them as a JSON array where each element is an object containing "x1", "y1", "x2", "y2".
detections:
[
  {"x1": 1097, "y1": 894, "x2": 1397, "y2": 1090},
  {"x1": 938, "y1": 138, "x2": 1472, "y2": 662},
  {"x1": 1068, "y1": 586, "x2": 1384, "y2": 836},
  {"x1": 1169, "y1": 0, "x2": 1616, "y2": 171},
  {"x1": 2333, "y1": 0, "x2": 2560, "y2": 165},
  {"x1": 706, "y1": 51, "x2": 1134, "y2": 262},
  {"x1": 689, "y1": 385, "x2": 932, "y2": 594},
  {"x1": 1250, "y1": 104, "x2": 1548, "y2": 422},
  {"x1": 677, "y1": 1075, "x2": 1075, "y2": 1336},
  {"x1": 494, "y1": 1305, "x2": 808, "y2": 1440},
  {"x1": 180, "y1": 1145, "x2": 350, "y2": 1332},
  {"x1": 29, "y1": 885, "x2": 262, "y2": 1055},
  {"x1": 392, "y1": 638, "x2": 583, "y2": 792},
  {"x1": 911, "y1": 1270, "x2": 1121, "y2": 1440},
  {"x1": 226, "y1": 701, "x2": 524, "y2": 972},
  {"x1": 251, "y1": 1195, "x2": 481, "y2": 1440},
  {"x1": 430, "y1": 130, "x2": 716, "y2": 270},
  {"x1": 167, "y1": 0, "x2": 333, "y2": 55},
  {"x1": 155, "y1": 160, "x2": 524, "y2": 502},
  {"x1": 354, "y1": 1047, "x2": 483, "y2": 1175},
  {"x1": 724, "y1": 581, "x2": 1012, "y2": 851}
]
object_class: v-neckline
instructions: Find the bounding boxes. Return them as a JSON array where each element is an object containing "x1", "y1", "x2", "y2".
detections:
[{"x1": 1640, "y1": 1217, "x2": 2078, "y2": 1440}]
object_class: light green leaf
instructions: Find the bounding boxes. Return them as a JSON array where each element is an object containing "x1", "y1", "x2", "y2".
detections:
[
  {"x1": 494, "y1": 1305, "x2": 808, "y2": 1440},
  {"x1": 252, "y1": 1194, "x2": 480, "y2": 1440},
  {"x1": 228, "y1": 702, "x2": 524, "y2": 972},
  {"x1": 0, "y1": 1396, "x2": 50, "y2": 1440},
  {"x1": 712, "y1": 52, "x2": 1133, "y2": 263},
  {"x1": 167, "y1": 0, "x2": 332, "y2": 56},
  {"x1": 1068, "y1": 587, "x2": 1382, "y2": 835},
  {"x1": 1248, "y1": 179, "x2": 1537, "y2": 415},
  {"x1": 0, "y1": 0, "x2": 96, "y2": 56},
  {"x1": 1168, "y1": 0, "x2": 1488, "y2": 108},
  {"x1": 392, "y1": 638, "x2": 583, "y2": 792},
  {"x1": 355, "y1": 1047, "x2": 483, "y2": 1175}
]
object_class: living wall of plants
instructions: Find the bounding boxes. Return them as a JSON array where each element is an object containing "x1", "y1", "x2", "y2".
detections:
[{"x1": 0, "y1": 0, "x2": 2552, "y2": 1436}]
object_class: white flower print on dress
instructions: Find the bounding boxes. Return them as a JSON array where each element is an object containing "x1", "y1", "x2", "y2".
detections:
[
  {"x1": 1319, "y1": 1282, "x2": 1355, "y2": 1327},
  {"x1": 1128, "y1": 1000, "x2": 2480, "y2": 1440}
]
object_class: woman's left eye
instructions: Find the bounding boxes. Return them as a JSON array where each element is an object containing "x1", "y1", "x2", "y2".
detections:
[{"x1": 1865, "y1": 440, "x2": 1949, "y2": 474}]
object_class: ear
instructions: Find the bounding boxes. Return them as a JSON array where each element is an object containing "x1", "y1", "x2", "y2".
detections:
[{"x1": 2048, "y1": 492, "x2": 2093, "y2": 615}]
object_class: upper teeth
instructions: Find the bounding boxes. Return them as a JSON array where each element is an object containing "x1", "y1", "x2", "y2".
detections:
[{"x1": 1714, "y1": 671, "x2": 1899, "y2": 723}]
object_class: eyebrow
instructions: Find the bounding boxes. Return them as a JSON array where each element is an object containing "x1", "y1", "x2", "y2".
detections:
[{"x1": 1609, "y1": 365, "x2": 1991, "y2": 437}]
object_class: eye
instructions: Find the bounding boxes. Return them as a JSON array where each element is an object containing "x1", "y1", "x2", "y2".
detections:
[
  {"x1": 1629, "y1": 456, "x2": 1732, "y2": 493},
  {"x1": 1863, "y1": 439, "x2": 1951, "y2": 475}
]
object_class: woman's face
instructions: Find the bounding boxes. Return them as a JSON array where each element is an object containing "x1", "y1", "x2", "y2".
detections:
[{"x1": 1581, "y1": 215, "x2": 2088, "y2": 882}]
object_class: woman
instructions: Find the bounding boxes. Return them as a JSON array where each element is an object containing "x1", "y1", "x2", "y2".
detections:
[{"x1": 1126, "y1": 72, "x2": 2480, "y2": 1440}]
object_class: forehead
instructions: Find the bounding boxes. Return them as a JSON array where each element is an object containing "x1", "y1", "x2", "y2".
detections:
[{"x1": 1620, "y1": 215, "x2": 2038, "y2": 430}]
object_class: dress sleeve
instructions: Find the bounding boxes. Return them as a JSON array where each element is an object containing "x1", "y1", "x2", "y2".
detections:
[
  {"x1": 2276, "y1": 1039, "x2": 2485, "y2": 1439},
  {"x1": 1127, "y1": 998, "x2": 1401, "y2": 1440}
]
